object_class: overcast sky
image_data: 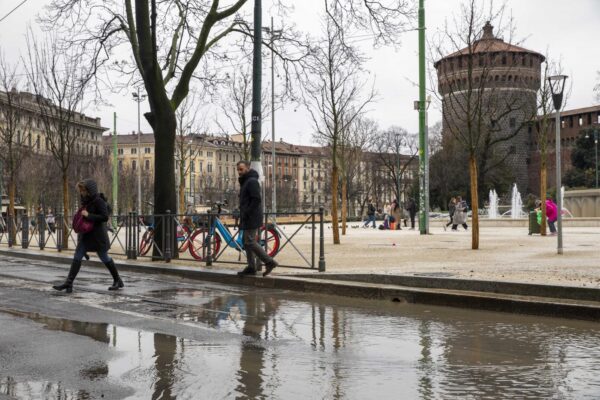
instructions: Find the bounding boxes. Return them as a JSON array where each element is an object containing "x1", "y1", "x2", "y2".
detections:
[{"x1": 1, "y1": 0, "x2": 599, "y2": 145}]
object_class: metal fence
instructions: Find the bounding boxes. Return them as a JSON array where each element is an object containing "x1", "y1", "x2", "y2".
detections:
[{"x1": 0, "y1": 208, "x2": 326, "y2": 272}]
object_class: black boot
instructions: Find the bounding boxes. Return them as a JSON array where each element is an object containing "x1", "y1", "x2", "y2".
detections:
[
  {"x1": 104, "y1": 259, "x2": 124, "y2": 291},
  {"x1": 262, "y1": 260, "x2": 279, "y2": 277},
  {"x1": 237, "y1": 266, "x2": 257, "y2": 276},
  {"x1": 52, "y1": 260, "x2": 81, "y2": 293}
]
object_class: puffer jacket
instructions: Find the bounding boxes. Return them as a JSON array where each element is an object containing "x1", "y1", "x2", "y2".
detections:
[{"x1": 238, "y1": 169, "x2": 263, "y2": 230}]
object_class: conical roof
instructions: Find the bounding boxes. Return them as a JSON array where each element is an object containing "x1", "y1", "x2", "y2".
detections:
[{"x1": 434, "y1": 22, "x2": 545, "y2": 67}]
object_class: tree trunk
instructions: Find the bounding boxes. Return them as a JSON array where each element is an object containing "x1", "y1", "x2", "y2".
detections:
[
  {"x1": 331, "y1": 165, "x2": 340, "y2": 244},
  {"x1": 152, "y1": 114, "x2": 178, "y2": 260},
  {"x1": 179, "y1": 175, "x2": 185, "y2": 218},
  {"x1": 469, "y1": 155, "x2": 479, "y2": 250},
  {"x1": 341, "y1": 176, "x2": 347, "y2": 235},
  {"x1": 540, "y1": 160, "x2": 547, "y2": 236},
  {"x1": 62, "y1": 172, "x2": 70, "y2": 249}
]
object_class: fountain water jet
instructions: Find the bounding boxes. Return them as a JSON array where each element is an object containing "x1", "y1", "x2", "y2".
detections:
[
  {"x1": 511, "y1": 184, "x2": 523, "y2": 219},
  {"x1": 488, "y1": 189, "x2": 499, "y2": 219}
]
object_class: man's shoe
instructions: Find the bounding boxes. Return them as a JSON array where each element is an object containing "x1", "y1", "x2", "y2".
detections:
[
  {"x1": 263, "y1": 261, "x2": 279, "y2": 277},
  {"x1": 237, "y1": 266, "x2": 257, "y2": 276}
]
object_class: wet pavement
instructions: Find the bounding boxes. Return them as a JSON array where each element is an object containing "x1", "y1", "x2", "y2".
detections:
[{"x1": 1, "y1": 256, "x2": 600, "y2": 399}]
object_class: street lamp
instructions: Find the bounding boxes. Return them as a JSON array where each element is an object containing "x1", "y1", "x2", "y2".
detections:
[
  {"x1": 263, "y1": 18, "x2": 282, "y2": 215},
  {"x1": 132, "y1": 88, "x2": 147, "y2": 213},
  {"x1": 414, "y1": 96, "x2": 431, "y2": 234},
  {"x1": 548, "y1": 74, "x2": 568, "y2": 255},
  {"x1": 585, "y1": 124, "x2": 599, "y2": 188},
  {"x1": 393, "y1": 132, "x2": 402, "y2": 204}
]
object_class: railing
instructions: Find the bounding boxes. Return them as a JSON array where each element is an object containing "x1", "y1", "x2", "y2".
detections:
[{"x1": 0, "y1": 209, "x2": 326, "y2": 272}]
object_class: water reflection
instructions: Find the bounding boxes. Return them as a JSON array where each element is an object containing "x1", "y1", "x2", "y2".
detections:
[{"x1": 3, "y1": 293, "x2": 600, "y2": 399}]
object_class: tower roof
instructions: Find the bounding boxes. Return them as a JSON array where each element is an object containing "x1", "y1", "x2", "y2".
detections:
[{"x1": 434, "y1": 22, "x2": 545, "y2": 67}]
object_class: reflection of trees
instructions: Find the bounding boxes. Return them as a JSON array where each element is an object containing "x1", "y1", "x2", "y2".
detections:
[{"x1": 152, "y1": 333, "x2": 178, "y2": 400}]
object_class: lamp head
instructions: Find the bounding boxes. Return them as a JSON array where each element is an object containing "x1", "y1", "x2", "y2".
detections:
[{"x1": 547, "y1": 75, "x2": 568, "y2": 111}]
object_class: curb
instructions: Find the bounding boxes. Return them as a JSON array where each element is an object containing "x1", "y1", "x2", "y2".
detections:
[{"x1": 2, "y1": 248, "x2": 599, "y2": 322}]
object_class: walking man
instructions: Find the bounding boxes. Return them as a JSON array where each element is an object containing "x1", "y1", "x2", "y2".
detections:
[
  {"x1": 236, "y1": 160, "x2": 278, "y2": 277},
  {"x1": 363, "y1": 199, "x2": 377, "y2": 229},
  {"x1": 406, "y1": 198, "x2": 417, "y2": 230}
]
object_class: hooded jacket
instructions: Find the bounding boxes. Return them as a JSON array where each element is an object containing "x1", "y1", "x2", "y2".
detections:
[
  {"x1": 238, "y1": 169, "x2": 263, "y2": 230},
  {"x1": 79, "y1": 179, "x2": 110, "y2": 252}
]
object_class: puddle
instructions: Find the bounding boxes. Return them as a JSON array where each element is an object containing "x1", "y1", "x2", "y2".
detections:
[{"x1": 2, "y1": 292, "x2": 600, "y2": 399}]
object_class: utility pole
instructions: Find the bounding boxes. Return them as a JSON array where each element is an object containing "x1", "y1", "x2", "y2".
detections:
[
  {"x1": 112, "y1": 112, "x2": 118, "y2": 221},
  {"x1": 263, "y1": 17, "x2": 282, "y2": 214},
  {"x1": 417, "y1": 0, "x2": 429, "y2": 235},
  {"x1": 250, "y1": 0, "x2": 263, "y2": 179},
  {"x1": 132, "y1": 88, "x2": 146, "y2": 213}
]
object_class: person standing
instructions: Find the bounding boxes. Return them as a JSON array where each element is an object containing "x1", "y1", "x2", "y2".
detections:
[
  {"x1": 451, "y1": 196, "x2": 468, "y2": 231},
  {"x1": 406, "y1": 198, "x2": 417, "y2": 230},
  {"x1": 236, "y1": 161, "x2": 278, "y2": 277},
  {"x1": 444, "y1": 197, "x2": 456, "y2": 231},
  {"x1": 545, "y1": 198, "x2": 558, "y2": 235},
  {"x1": 52, "y1": 179, "x2": 123, "y2": 293},
  {"x1": 391, "y1": 199, "x2": 402, "y2": 230},
  {"x1": 382, "y1": 202, "x2": 391, "y2": 229},
  {"x1": 46, "y1": 208, "x2": 56, "y2": 233},
  {"x1": 363, "y1": 199, "x2": 377, "y2": 229}
]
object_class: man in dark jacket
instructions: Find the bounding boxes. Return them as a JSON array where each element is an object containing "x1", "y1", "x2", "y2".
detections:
[
  {"x1": 236, "y1": 161, "x2": 278, "y2": 277},
  {"x1": 406, "y1": 198, "x2": 417, "y2": 230}
]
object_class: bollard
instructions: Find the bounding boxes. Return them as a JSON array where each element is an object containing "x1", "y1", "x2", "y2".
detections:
[
  {"x1": 56, "y1": 214, "x2": 63, "y2": 252},
  {"x1": 39, "y1": 213, "x2": 45, "y2": 250},
  {"x1": 7, "y1": 215, "x2": 14, "y2": 247},
  {"x1": 164, "y1": 211, "x2": 172, "y2": 262},
  {"x1": 206, "y1": 211, "x2": 213, "y2": 267},
  {"x1": 21, "y1": 214, "x2": 29, "y2": 249},
  {"x1": 318, "y1": 207, "x2": 326, "y2": 272}
]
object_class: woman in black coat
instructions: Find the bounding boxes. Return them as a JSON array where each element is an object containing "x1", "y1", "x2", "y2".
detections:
[{"x1": 53, "y1": 179, "x2": 124, "y2": 293}]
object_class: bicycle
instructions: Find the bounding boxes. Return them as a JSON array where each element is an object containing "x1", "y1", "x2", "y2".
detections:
[
  {"x1": 188, "y1": 203, "x2": 280, "y2": 261},
  {"x1": 138, "y1": 214, "x2": 196, "y2": 257}
]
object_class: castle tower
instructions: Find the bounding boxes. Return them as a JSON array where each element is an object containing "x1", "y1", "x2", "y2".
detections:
[{"x1": 434, "y1": 22, "x2": 545, "y2": 194}]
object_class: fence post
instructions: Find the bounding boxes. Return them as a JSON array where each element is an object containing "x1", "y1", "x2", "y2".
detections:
[
  {"x1": 133, "y1": 211, "x2": 138, "y2": 260},
  {"x1": 56, "y1": 214, "x2": 63, "y2": 252},
  {"x1": 39, "y1": 213, "x2": 45, "y2": 250},
  {"x1": 311, "y1": 211, "x2": 316, "y2": 269},
  {"x1": 164, "y1": 210, "x2": 172, "y2": 262},
  {"x1": 21, "y1": 214, "x2": 29, "y2": 249},
  {"x1": 318, "y1": 207, "x2": 326, "y2": 272},
  {"x1": 206, "y1": 211, "x2": 213, "y2": 267},
  {"x1": 125, "y1": 212, "x2": 133, "y2": 259}
]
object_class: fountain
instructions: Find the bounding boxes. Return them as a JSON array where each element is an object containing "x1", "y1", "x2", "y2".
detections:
[
  {"x1": 510, "y1": 184, "x2": 523, "y2": 219},
  {"x1": 488, "y1": 189, "x2": 499, "y2": 219}
]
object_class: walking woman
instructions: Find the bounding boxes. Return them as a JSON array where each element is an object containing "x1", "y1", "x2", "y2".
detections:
[
  {"x1": 451, "y1": 196, "x2": 469, "y2": 231},
  {"x1": 444, "y1": 197, "x2": 456, "y2": 231},
  {"x1": 53, "y1": 179, "x2": 123, "y2": 293}
]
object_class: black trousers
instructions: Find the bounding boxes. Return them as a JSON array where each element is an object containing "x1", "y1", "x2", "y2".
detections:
[{"x1": 243, "y1": 229, "x2": 274, "y2": 270}]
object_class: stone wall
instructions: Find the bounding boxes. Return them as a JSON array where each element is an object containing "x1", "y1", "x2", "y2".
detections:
[{"x1": 564, "y1": 189, "x2": 600, "y2": 217}]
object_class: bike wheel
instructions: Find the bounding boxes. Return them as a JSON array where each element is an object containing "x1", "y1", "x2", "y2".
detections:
[
  {"x1": 139, "y1": 230, "x2": 154, "y2": 256},
  {"x1": 189, "y1": 229, "x2": 221, "y2": 261},
  {"x1": 258, "y1": 227, "x2": 280, "y2": 257}
]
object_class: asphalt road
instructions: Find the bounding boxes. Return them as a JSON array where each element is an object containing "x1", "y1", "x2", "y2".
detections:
[{"x1": 1, "y1": 256, "x2": 600, "y2": 400}]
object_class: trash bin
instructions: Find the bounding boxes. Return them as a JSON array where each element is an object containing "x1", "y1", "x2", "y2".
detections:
[{"x1": 528, "y1": 211, "x2": 541, "y2": 235}]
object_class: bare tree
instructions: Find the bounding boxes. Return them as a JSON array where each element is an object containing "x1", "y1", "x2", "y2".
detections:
[
  {"x1": 0, "y1": 53, "x2": 33, "y2": 241},
  {"x1": 306, "y1": 5, "x2": 375, "y2": 245},
  {"x1": 432, "y1": 0, "x2": 542, "y2": 249},
  {"x1": 24, "y1": 34, "x2": 94, "y2": 246}
]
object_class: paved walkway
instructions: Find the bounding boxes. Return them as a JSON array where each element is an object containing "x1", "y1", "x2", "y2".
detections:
[{"x1": 2, "y1": 222, "x2": 599, "y2": 289}]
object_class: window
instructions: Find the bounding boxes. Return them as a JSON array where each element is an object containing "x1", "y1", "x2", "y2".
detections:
[
  {"x1": 501, "y1": 55, "x2": 506, "y2": 65},
  {"x1": 36, "y1": 136, "x2": 40, "y2": 150},
  {"x1": 219, "y1": 153, "x2": 222, "y2": 161},
  {"x1": 118, "y1": 148, "x2": 124, "y2": 155},
  {"x1": 226, "y1": 154, "x2": 229, "y2": 162},
  {"x1": 522, "y1": 55, "x2": 526, "y2": 66},
  {"x1": 304, "y1": 181, "x2": 307, "y2": 189},
  {"x1": 207, "y1": 151, "x2": 213, "y2": 157},
  {"x1": 132, "y1": 160, "x2": 137, "y2": 170},
  {"x1": 198, "y1": 150, "x2": 203, "y2": 156},
  {"x1": 478, "y1": 55, "x2": 484, "y2": 67},
  {"x1": 145, "y1": 147, "x2": 151, "y2": 154},
  {"x1": 145, "y1": 160, "x2": 150, "y2": 170},
  {"x1": 191, "y1": 161, "x2": 195, "y2": 173},
  {"x1": 199, "y1": 161, "x2": 203, "y2": 172},
  {"x1": 207, "y1": 163, "x2": 213, "y2": 173},
  {"x1": 131, "y1": 148, "x2": 137, "y2": 154},
  {"x1": 118, "y1": 160, "x2": 123, "y2": 169}
]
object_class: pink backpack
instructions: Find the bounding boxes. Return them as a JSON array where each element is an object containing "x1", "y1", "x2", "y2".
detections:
[{"x1": 73, "y1": 207, "x2": 94, "y2": 234}]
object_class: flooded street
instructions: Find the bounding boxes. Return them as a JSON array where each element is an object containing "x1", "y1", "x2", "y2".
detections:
[{"x1": 1, "y1": 256, "x2": 600, "y2": 399}]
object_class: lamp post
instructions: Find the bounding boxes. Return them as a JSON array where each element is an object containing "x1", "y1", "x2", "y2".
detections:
[
  {"x1": 586, "y1": 124, "x2": 599, "y2": 188},
  {"x1": 394, "y1": 132, "x2": 401, "y2": 203},
  {"x1": 132, "y1": 88, "x2": 147, "y2": 213},
  {"x1": 263, "y1": 18, "x2": 282, "y2": 214},
  {"x1": 548, "y1": 74, "x2": 568, "y2": 255}
]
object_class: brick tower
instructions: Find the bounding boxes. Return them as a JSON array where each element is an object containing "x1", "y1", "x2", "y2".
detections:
[{"x1": 434, "y1": 22, "x2": 545, "y2": 194}]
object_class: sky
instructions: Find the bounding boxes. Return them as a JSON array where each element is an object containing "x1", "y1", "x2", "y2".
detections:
[{"x1": 1, "y1": 0, "x2": 599, "y2": 145}]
